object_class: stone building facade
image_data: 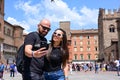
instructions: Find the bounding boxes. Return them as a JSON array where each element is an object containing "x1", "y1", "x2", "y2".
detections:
[
  {"x1": 0, "y1": 0, "x2": 25, "y2": 64},
  {"x1": 98, "y1": 8, "x2": 120, "y2": 62}
]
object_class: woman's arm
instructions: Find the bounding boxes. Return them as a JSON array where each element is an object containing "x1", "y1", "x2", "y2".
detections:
[{"x1": 63, "y1": 62, "x2": 69, "y2": 80}]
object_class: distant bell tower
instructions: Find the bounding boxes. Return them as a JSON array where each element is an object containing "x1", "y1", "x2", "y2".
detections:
[
  {"x1": 59, "y1": 21, "x2": 72, "y2": 62},
  {"x1": 59, "y1": 21, "x2": 71, "y2": 41}
]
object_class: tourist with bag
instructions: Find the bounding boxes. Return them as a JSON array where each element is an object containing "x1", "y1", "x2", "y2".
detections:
[{"x1": 22, "y1": 19, "x2": 51, "y2": 80}]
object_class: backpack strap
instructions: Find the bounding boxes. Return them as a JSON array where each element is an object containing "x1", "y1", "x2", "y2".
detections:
[
  {"x1": 33, "y1": 32, "x2": 41, "y2": 43},
  {"x1": 32, "y1": 32, "x2": 48, "y2": 50},
  {"x1": 33, "y1": 32, "x2": 47, "y2": 43}
]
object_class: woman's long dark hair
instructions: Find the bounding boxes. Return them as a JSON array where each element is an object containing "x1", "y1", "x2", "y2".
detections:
[{"x1": 46, "y1": 28, "x2": 69, "y2": 67}]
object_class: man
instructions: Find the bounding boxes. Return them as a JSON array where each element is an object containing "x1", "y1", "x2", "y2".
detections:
[
  {"x1": 22, "y1": 19, "x2": 51, "y2": 80},
  {"x1": 0, "y1": 61, "x2": 4, "y2": 80},
  {"x1": 10, "y1": 62, "x2": 16, "y2": 77},
  {"x1": 114, "y1": 58, "x2": 120, "y2": 76}
]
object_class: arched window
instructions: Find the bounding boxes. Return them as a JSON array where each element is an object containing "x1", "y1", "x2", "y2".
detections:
[
  {"x1": 109, "y1": 25, "x2": 115, "y2": 32},
  {"x1": 7, "y1": 28, "x2": 11, "y2": 36}
]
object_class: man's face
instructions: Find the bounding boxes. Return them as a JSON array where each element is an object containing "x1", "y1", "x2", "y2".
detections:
[{"x1": 38, "y1": 21, "x2": 51, "y2": 36}]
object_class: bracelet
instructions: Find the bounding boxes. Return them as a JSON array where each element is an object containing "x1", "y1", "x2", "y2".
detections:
[
  {"x1": 65, "y1": 76, "x2": 68, "y2": 79},
  {"x1": 32, "y1": 51, "x2": 34, "y2": 57}
]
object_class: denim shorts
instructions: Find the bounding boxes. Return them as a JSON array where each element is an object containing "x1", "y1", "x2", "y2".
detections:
[{"x1": 44, "y1": 69, "x2": 65, "y2": 80}]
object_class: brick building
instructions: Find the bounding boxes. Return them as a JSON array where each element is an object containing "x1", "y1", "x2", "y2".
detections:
[{"x1": 60, "y1": 21, "x2": 99, "y2": 63}]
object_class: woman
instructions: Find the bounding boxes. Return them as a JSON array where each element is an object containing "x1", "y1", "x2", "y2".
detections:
[{"x1": 43, "y1": 28, "x2": 69, "y2": 80}]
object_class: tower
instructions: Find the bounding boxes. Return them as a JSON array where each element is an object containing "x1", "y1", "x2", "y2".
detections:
[
  {"x1": 59, "y1": 21, "x2": 71, "y2": 41},
  {"x1": 59, "y1": 21, "x2": 72, "y2": 61},
  {"x1": 0, "y1": 0, "x2": 4, "y2": 39},
  {"x1": 98, "y1": 8, "x2": 120, "y2": 61},
  {"x1": 0, "y1": 0, "x2": 4, "y2": 59}
]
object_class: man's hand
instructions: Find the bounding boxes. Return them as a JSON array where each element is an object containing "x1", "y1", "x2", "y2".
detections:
[{"x1": 33, "y1": 47, "x2": 48, "y2": 58}]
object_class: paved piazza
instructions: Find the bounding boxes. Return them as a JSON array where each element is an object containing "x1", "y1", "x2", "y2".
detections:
[{"x1": 3, "y1": 71, "x2": 120, "y2": 80}]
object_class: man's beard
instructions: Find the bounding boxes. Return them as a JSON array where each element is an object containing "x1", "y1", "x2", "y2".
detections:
[{"x1": 38, "y1": 29, "x2": 46, "y2": 37}]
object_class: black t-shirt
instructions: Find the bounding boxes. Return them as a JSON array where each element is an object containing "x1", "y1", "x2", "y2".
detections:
[
  {"x1": 44, "y1": 47, "x2": 62, "y2": 72},
  {"x1": 24, "y1": 32, "x2": 47, "y2": 74}
]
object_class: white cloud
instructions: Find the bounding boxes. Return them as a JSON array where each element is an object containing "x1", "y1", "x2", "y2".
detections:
[
  {"x1": 15, "y1": 1, "x2": 40, "y2": 16},
  {"x1": 80, "y1": 6, "x2": 98, "y2": 25},
  {"x1": 7, "y1": 17, "x2": 30, "y2": 33},
  {"x1": 7, "y1": 0, "x2": 98, "y2": 33},
  {"x1": 41, "y1": 0, "x2": 98, "y2": 29}
]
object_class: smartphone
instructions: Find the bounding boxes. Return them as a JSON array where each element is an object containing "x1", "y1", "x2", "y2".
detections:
[{"x1": 40, "y1": 41, "x2": 48, "y2": 50}]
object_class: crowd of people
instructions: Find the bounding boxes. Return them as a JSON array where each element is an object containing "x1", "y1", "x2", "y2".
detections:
[
  {"x1": 0, "y1": 60, "x2": 119, "y2": 79},
  {"x1": 0, "y1": 61, "x2": 18, "y2": 80},
  {"x1": 68, "y1": 61, "x2": 120, "y2": 74}
]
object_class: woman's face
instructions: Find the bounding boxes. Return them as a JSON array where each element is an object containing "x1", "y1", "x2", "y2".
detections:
[{"x1": 53, "y1": 30, "x2": 63, "y2": 43}]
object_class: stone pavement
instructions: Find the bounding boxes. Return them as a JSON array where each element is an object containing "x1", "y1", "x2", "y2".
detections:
[
  {"x1": 2, "y1": 71, "x2": 120, "y2": 80},
  {"x1": 3, "y1": 72, "x2": 22, "y2": 80},
  {"x1": 69, "y1": 71, "x2": 120, "y2": 80}
]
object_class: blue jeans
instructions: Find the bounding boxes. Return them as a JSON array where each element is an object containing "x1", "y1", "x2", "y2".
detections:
[
  {"x1": 10, "y1": 69, "x2": 15, "y2": 77},
  {"x1": 44, "y1": 69, "x2": 65, "y2": 80}
]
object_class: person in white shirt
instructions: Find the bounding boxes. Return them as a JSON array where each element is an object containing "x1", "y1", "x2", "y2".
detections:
[{"x1": 114, "y1": 59, "x2": 120, "y2": 76}]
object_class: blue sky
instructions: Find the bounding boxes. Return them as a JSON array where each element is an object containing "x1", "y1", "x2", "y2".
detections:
[{"x1": 4, "y1": 0, "x2": 120, "y2": 40}]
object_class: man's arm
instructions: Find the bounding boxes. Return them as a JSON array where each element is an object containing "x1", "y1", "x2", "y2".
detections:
[{"x1": 25, "y1": 44, "x2": 48, "y2": 58}]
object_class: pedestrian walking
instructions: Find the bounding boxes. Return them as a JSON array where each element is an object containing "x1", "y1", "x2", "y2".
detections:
[
  {"x1": 95, "y1": 61, "x2": 99, "y2": 73},
  {"x1": 5, "y1": 63, "x2": 10, "y2": 73},
  {"x1": 114, "y1": 58, "x2": 120, "y2": 76},
  {"x1": 10, "y1": 62, "x2": 16, "y2": 77}
]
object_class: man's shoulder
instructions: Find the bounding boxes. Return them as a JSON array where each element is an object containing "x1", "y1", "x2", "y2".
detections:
[
  {"x1": 28, "y1": 32, "x2": 41, "y2": 38},
  {"x1": 26, "y1": 32, "x2": 38, "y2": 39},
  {"x1": 26, "y1": 31, "x2": 47, "y2": 41},
  {"x1": 28, "y1": 31, "x2": 37, "y2": 35}
]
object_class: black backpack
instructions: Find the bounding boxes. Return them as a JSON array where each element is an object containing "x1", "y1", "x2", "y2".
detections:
[
  {"x1": 16, "y1": 32, "x2": 47, "y2": 74},
  {"x1": 16, "y1": 44, "x2": 25, "y2": 74}
]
